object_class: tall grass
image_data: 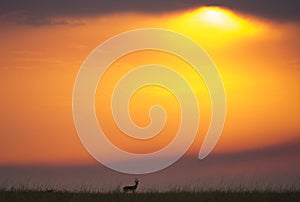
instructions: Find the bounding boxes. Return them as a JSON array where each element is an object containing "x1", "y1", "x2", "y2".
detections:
[{"x1": 0, "y1": 185, "x2": 299, "y2": 202}]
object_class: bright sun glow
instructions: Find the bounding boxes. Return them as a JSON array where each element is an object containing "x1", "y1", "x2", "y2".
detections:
[
  {"x1": 199, "y1": 8, "x2": 227, "y2": 25},
  {"x1": 170, "y1": 6, "x2": 262, "y2": 43},
  {"x1": 190, "y1": 7, "x2": 243, "y2": 30}
]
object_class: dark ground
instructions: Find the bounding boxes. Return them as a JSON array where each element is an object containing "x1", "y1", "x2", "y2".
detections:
[{"x1": 1, "y1": 190, "x2": 299, "y2": 202}]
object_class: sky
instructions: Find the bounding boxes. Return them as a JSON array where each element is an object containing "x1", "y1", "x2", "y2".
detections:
[{"x1": 0, "y1": 1, "x2": 299, "y2": 190}]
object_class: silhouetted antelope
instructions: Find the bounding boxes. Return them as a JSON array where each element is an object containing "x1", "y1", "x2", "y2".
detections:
[{"x1": 123, "y1": 179, "x2": 139, "y2": 193}]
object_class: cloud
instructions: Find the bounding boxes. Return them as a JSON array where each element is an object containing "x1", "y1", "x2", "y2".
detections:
[
  {"x1": 0, "y1": 138, "x2": 299, "y2": 191},
  {"x1": 215, "y1": 0, "x2": 300, "y2": 22},
  {"x1": 0, "y1": 0, "x2": 299, "y2": 26},
  {"x1": 0, "y1": 10, "x2": 85, "y2": 26},
  {"x1": 207, "y1": 137, "x2": 300, "y2": 165}
]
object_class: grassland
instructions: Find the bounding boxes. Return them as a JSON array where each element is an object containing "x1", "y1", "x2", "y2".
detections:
[{"x1": 0, "y1": 188, "x2": 299, "y2": 202}]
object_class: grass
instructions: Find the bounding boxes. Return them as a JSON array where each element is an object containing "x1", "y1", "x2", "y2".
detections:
[{"x1": 0, "y1": 187, "x2": 299, "y2": 202}]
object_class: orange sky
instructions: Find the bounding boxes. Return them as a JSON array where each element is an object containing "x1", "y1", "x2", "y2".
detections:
[{"x1": 0, "y1": 7, "x2": 299, "y2": 165}]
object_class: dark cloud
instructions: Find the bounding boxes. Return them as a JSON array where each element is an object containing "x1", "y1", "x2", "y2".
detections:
[
  {"x1": 1, "y1": 138, "x2": 299, "y2": 191},
  {"x1": 215, "y1": 0, "x2": 300, "y2": 22},
  {"x1": 0, "y1": 0, "x2": 299, "y2": 26}
]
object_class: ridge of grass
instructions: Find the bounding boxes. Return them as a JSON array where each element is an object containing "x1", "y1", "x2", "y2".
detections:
[{"x1": 0, "y1": 186, "x2": 299, "y2": 202}]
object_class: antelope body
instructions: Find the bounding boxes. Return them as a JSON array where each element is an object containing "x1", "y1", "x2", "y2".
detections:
[{"x1": 123, "y1": 179, "x2": 139, "y2": 193}]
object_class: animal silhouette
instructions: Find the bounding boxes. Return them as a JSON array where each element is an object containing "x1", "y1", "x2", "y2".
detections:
[{"x1": 122, "y1": 179, "x2": 139, "y2": 193}]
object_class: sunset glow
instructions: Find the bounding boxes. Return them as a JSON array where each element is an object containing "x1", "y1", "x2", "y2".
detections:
[
  {"x1": 0, "y1": 1, "x2": 299, "y2": 190},
  {"x1": 0, "y1": 6, "x2": 299, "y2": 164}
]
